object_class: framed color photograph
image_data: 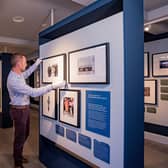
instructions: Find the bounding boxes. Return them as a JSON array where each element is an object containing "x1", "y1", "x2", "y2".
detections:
[
  {"x1": 152, "y1": 52, "x2": 168, "y2": 77},
  {"x1": 68, "y1": 43, "x2": 109, "y2": 84},
  {"x1": 59, "y1": 89, "x2": 80, "y2": 127},
  {"x1": 144, "y1": 52, "x2": 149, "y2": 77},
  {"x1": 144, "y1": 80, "x2": 157, "y2": 105},
  {"x1": 42, "y1": 90, "x2": 57, "y2": 119},
  {"x1": 42, "y1": 54, "x2": 66, "y2": 83}
]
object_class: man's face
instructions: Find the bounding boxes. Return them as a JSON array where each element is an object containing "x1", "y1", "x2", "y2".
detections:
[{"x1": 18, "y1": 56, "x2": 27, "y2": 72}]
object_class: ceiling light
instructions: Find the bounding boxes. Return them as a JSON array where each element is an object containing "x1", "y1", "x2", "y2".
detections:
[
  {"x1": 12, "y1": 16, "x2": 24, "y2": 23},
  {"x1": 144, "y1": 25, "x2": 151, "y2": 32}
]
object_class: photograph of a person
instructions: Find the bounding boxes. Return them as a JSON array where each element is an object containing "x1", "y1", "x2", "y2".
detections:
[
  {"x1": 78, "y1": 55, "x2": 95, "y2": 75},
  {"x1": 63, "y1": 97, "x2": 74, "y2": 117},
  {"x1": 47, "y1": 64, "x2": 58, "y2": 77},
  {"x1": 59, "y1": 89, "x2": 80, "y2": 127},
  {"x1": 42, "y1": 54, "x2": 66, "y2": 83}
]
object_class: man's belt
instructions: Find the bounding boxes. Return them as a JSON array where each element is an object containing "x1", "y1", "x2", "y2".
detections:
[{"x1": 10, "y1": 105, "x2": 29, "y2": 109}]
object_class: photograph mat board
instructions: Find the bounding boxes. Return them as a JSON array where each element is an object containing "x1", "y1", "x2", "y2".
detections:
[
  {"x1": 69, "y1": 43, "x2": 108, "y2": 83},
  {"x1": 42, "y1": 54, "x2": 65, "y2": 83},
  {"x1": 144, "y1": 80, "x2": 157, "y2": 104},
  {"x1": 59, "y1": 90, "x2": 80, "y2": 127}
]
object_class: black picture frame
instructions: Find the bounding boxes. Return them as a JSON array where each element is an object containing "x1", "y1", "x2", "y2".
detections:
[
  {"x1": 42, "y1": 54, "x2": 66, "y2": 83},
  {"x1": 42, "y1": 89, "x2": 57, "y2": 120},
  {"x1": 152, "y1": 52, "x2": 168, "y2": 77},
  {"x1": 144, "y1": 52, "x2": 149, "y2": 77},
  {"x1": 144, "y1": 79, "x2": 157, "y2": 105},
  {"x1": 68, "y1": 43, "x2": 110, "y2": 84},
  {"x1": 59, "y1": 89, "x2": 80, "y2": 128}
]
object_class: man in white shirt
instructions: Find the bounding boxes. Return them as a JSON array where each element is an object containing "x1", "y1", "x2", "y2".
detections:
[{"x1": 7, "y1": 53, "x2": 65, "y2": 168}]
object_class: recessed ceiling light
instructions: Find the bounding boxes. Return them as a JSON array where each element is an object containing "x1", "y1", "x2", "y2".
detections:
[
  {"x1": 12, "y1": 16, "x2": 24, "y2": 23},
  {"x1": 144, "y1": 25, "x2": 151, "y2": 32}
]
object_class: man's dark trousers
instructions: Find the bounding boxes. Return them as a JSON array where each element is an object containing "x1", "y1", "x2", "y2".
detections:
[{"x1": 10, "y1": 106, "x2": 30, "y2": 166}]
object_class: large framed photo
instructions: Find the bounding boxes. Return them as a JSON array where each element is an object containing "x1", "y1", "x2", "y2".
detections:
[
  {"x1": 144, "y1": 80, "x2": 157, "y2": 105},
  {"x1": 59, "y1": 89, "x2": 80, "y2": 128},
  {"x1": 42, "y1": 54, "x2": 66, "y2": 83},
  {"x1": 144, "y1": 52, "x2": 149, "y2": 77},
  {"x1": 152, "y1": 52, "x2": 168, "y2": 77},
  {"x1": 68, "y1": 43, "x2": 109, "y2": 84},
  {"x1": 42, "y1": 90, "x2": 57, "y2": 119}
]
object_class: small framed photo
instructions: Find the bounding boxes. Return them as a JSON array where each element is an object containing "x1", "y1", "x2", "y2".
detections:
[
  {"x1": 42, "y1": 54, "x2": 66, "y2": 83},
  {"x1": 144, "y1": 80, "x2": 157, "y2": 105},
  {"x1": 152, "y1": 52, "x2": 168, "y2": 77},
  {"x1": 68, "y1": 43, "x2": 110, "y2": 84},
  {"x1": 42, "y1": 90, "x2": 57, "y2": 119},
  {"x1": 59, "y1": 89, "x2": 80, "y2": 128},
  {"x1": 144, "y1": 52, "x2": 149, "y2": 77}
]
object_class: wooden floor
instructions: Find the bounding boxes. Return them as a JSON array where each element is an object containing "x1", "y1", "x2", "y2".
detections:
[{"x1": 0, "y1": 109, "x2": 167, "y2": 168}]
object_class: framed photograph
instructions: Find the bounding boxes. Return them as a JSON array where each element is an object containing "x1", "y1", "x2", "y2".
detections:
[
  {"x1": 42, "y1": 54, "x2": 66, "y2": 83},
  {"x1": 68, "y1": 43, "x2": 109, "y2": 84},
  {"x1": 42, "y1": 90, "x2": 57, "y2": 119},
  {"x1": 152, "y1": 52, "x2": 168, "y2": 77},
  {"x1": 144, "y1": 80, "x2": 157, "y2": 105},
  {"x1": 59, "y1": 89, "x2": 80, "y2": 127},
  {"x1": 144, "y1": 52, "x2": 149, "y2": 77}
]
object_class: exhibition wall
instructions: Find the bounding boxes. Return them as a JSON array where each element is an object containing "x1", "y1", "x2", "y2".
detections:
[
  {"x1": 39, "y1": 0, "x2": 144, "y2": 168},
  {"x1": 40, "y1": 12, "x2": 124, "y2": 168},
  {"x1": 144, "y1": 38, "x2": 168, "y2": 144}
]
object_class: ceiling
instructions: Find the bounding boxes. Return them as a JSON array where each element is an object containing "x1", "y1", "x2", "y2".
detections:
[{"x1": 0, "y1": 0, "x2": 168, "y2": 56}]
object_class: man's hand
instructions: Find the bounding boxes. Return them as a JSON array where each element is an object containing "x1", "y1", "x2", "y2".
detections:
[
  {"x1": 35, "y1": 58, "x2": 42, "y2": 66},
  {"x1": 52, "y1": 80, "x2": 66, "y2": 89}
]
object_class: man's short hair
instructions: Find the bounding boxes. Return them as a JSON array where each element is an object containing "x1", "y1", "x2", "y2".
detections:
[{"x1": 11, "y1": 53, "x2": 26, "y2": 67}]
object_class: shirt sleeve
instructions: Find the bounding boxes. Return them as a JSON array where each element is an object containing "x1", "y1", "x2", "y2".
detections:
[
  {"x1": 9, "y1": 81, "x2": 53, "y2": 97},
  {"x1": 22, "y1": 62, "x2": 39, "y2": 79}
]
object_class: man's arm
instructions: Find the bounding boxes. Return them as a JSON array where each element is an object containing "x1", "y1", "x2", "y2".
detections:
[
  {"x1": 23, "y1": 58, "x2": 41, "y2": 79},
  {"x1": 9, "y1": 80, "x2": 65, "y2": 97}
]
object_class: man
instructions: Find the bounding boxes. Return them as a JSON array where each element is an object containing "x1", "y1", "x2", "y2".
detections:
[{"x1": 7, "y1": 53, "x2": 65, "y2": 168}]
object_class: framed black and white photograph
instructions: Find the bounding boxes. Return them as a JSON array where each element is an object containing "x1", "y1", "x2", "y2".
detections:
[
  {"x1": 68, "y1": 43, "x2": 109, "y2": 84},
  {"x1": 144, "y1": 80, "x2": 157, "y2": 105},
  {"x1": 42, "y1": 90, "x2": 57, "y2": 119},
  {"x1": 144, "y1": 52, "x2": 149, "y2": 77},
  {"x1": 42, "y1": 54, "x2": 66, "y2": 83},
  {"x1": 152, "y1": 52, "x2": 168, "y2": 77},
  {"x1": 59, "y1": 89, "x2": 80, "y2": 128}
]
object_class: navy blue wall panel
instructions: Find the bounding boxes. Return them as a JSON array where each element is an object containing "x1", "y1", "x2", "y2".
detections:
[
  {"x1": 123, "y1": 0, "x2": 144, "y2": 168},
  {"x1": 39, "y1": 135, "x2": 91, "y2": 168},
  {"x1": 0, "y1": 53, "x2": 13, "y2": 128}
]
